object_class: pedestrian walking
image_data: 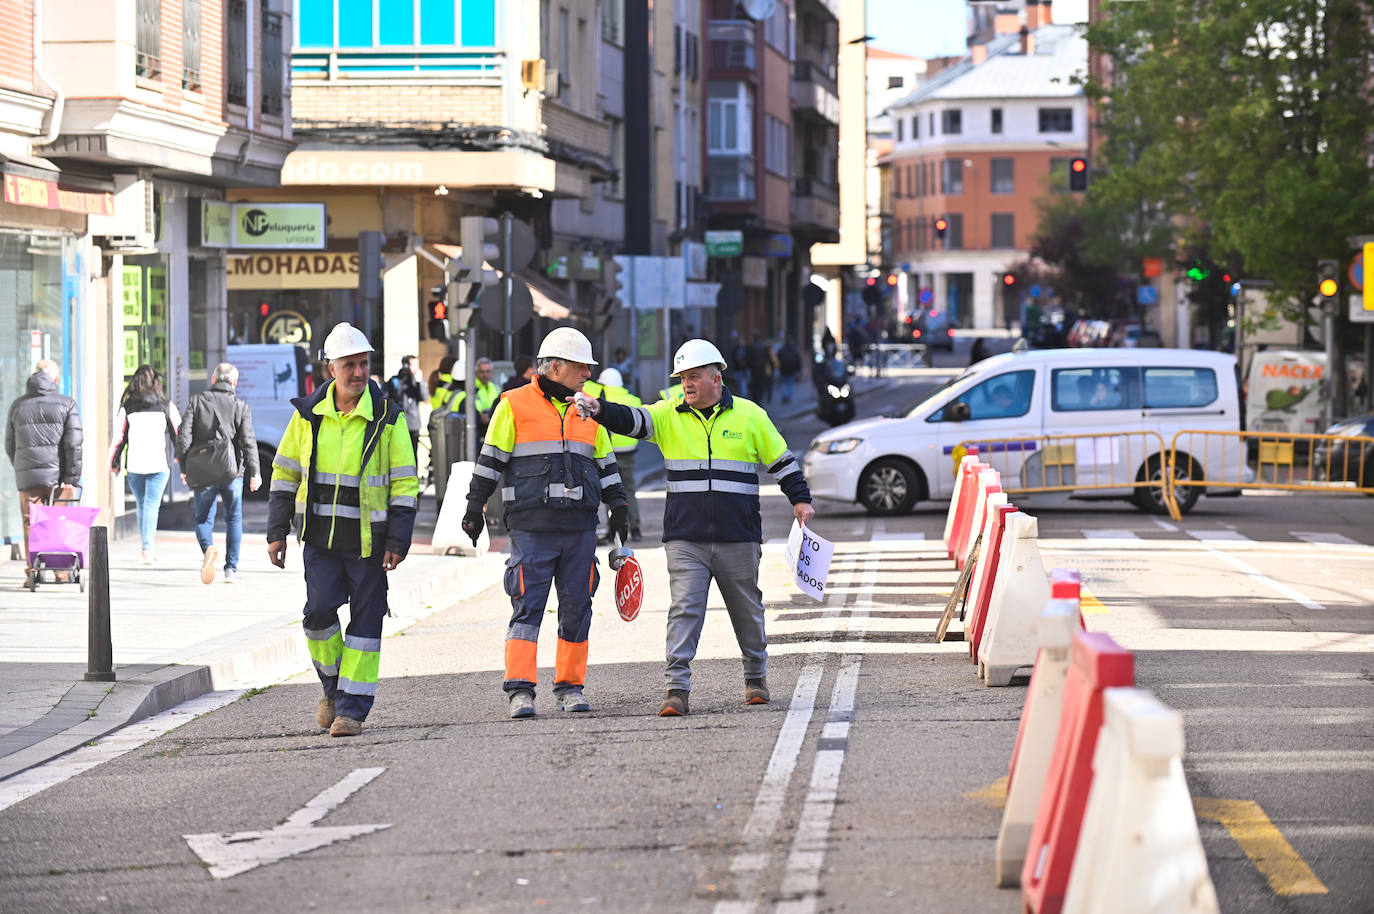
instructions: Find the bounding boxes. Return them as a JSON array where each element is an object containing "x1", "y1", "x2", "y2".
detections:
[
  {"x1": 461, "y1": 327, "x2": 628, "y2": 719},
  {"x1": 178, "y1": 362, "x2": 260, "y2": 584},
  {"x1": 386, "y1": 355, "x2": 429, "y2": 457},
  {"x1": 746, "y1": 334, "x2": 777, "y2": 404},
  {"x1": 109, "y1": 365, "x2": 181, "y2": 564},
  {"x1": 582, "y1": 339, "x2": 815, "y2": 716},
  {"x1": 5, "y1": 359, "x2": 81, "y2": 582},
  {"x1": 776, "y1": 336, "x2": 803, "y2": 405},
  {"x1": 584, "y1": 367, "x2": 643, "y2": 542},
  {"x1": 267, "y1": 323, "x2": 419, "y2": 738}
]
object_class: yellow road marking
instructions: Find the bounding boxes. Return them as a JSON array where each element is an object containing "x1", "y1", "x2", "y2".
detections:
[
  {"x1": 1080, "y1": 586, "x2": 1109, "y2": 615},
  {"x1": 962, "y1": 776, "x2": 1008, "y2": 809},
  {"x1": 1193, "y1": 798, "x2": 1328, "y2": 896}
]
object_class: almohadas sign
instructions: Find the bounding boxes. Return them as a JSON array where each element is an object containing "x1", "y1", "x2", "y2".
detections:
[{"x1": 230, "y1": 202, "x2": 326, "y2": 250}]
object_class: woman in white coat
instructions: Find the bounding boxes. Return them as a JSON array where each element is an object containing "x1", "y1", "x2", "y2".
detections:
[{"x1": 109, "y1": 365, "x2": 181, "y2": 563}]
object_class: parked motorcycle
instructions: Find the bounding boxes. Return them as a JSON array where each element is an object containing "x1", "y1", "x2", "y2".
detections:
[{"x1": 816, "y1": 355, "x2": 856, "y2": 426}]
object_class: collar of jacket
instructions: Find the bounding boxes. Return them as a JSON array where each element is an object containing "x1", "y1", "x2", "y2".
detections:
[
  {"x1": 292, "y1": 378, "x2": 385, "y2": 421},
  {"x1": 675, "y1": 385, "x2": 734, "y2": 416},
  {"x1": 210, "y1": 380, "x2": 237, "y2": 395},
  {"x1": 536, "y1": 374, "x2": 576, "y2": 403}
]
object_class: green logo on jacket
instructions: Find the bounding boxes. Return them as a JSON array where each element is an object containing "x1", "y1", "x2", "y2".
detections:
[{"x1": 721, "y1": 429, "x2": 744, "y2": 439}]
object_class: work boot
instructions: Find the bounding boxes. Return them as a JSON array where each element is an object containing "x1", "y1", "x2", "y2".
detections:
[
  {"x1": 745, "y1": 678, "x2": 770, "y2": 705},
  {"x1": 509, "y1": 690, "x2": 536, "y2": 719},
  {"x1": 658, "y1": 689, "x2": 689, "y2": 717},
  {"x1": 329, "y1": 716, "x2": 362, "y2": 737},
  {"x1": 557, "y1": 690, "x2": 590, "y2": 713},
  {"x1": 200, "y1": 547, "x2": 219, "y2": 585},
  {"x1": 315, "y1": 696, "x2": 336, "y2": 729}
]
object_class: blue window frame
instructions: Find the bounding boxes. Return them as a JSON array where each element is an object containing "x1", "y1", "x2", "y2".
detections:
[{"x1": 296, "y1": 0, "x2": 502, "y2": 49}]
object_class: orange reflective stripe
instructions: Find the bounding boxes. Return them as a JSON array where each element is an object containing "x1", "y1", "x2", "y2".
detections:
[
  {"x1": 505, "y1": 638, "x2": 538, "y2": 683},
  {"x1": 555, "y1": 638, "x2": 588, "y2": 688},
  {"x1": 519, "y1": 565, "x2": 524, "y2": 595},
  {"x1": 507, "y1": 380, "x2": 599, "y2": 448},
  {"x1": 588, "y1": 564, "x2": 594, "y2": 593}
]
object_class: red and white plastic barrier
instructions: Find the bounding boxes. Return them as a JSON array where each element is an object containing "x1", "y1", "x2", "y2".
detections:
[
  {"x1": 995, "y1": 591, "x2": 1081, "y2": 887},
  {"x1": 1020, "y1": 630, "x2": 1134, "y2": 914},
  {"x1": 977, "y1": 511, "x2": 1051, "y2": 687},
  {"x1": 944, "y1": 453, "x2": 983, "y2": 556},
  {"x1": 966, "y1": 503, "x2": 1016, "y2": 663},
  {"x1": 1062, "y1": 687, "x2": 1220, "y2": 914},
  {"x1": 432, "y1": 462, "x2": 490, "y2": 556},
  {"x1": 956, "y1": 468, "x2": 1001, "y2": 570}
]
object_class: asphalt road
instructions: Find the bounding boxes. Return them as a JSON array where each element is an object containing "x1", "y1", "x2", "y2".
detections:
[{"x1": 0, "y1": 369, "x2": 1370, "y2": 914}]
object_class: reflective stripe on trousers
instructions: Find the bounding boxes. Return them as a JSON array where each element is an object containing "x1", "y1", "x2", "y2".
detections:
[
  {"x1": 302, "y1": 545, "x2": 389, "y2": 721},
  {"x1": 501, "y1": 528, "x2": 598, "y2": 696}
]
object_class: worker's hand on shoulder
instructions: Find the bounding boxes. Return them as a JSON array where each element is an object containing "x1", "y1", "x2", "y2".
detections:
[
  {"x1": 608, "y1": 504, "x2": 629, "y2": 544},
  {"x1": 461, "y1": 510, "x2": 484, "y2": 546}
]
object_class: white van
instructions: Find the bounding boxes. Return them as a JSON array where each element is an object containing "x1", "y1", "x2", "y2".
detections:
[
  {"x1": 225, "y1": 343, "x2": 310, "y2": 483},
  {"x1": 803, "y1": 348, "x2": 1242, "y2": 516}
]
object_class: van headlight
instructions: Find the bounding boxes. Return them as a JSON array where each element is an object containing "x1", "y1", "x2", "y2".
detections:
[{"x1": 812, "y1": 437, "x2": 862, "y2": 454}]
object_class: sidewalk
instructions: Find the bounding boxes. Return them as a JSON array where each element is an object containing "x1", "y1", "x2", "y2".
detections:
[{"x1": 0, "y1": 520, "x2": 505, "y2": 781}]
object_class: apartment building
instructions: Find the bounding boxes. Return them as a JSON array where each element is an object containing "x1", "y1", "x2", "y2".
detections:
[
  {"x1": 886, "y1": 2, "x2": 1086, "y2": 330},
  {"x1": 0, "y1": 0, "x2": 292, "y2": 534}
]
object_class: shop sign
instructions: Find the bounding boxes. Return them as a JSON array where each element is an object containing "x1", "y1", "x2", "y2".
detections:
[
  {"x1": 194, "y1": 200, "x2": 232, "y2": 248},
  {"x1": 230, "y1": 203, "x2": 326, "y2": 250},
  {"x1": 121, "y1": 267, "x2": 143, "y2": 324},
  {"x1": 3, "y1": 173, "x2": 115, "y2": 216},
  {"x1": 261, "y1": 310, "x2": 313, "y2": 345},
  {"x1": 685, "y1": 281, "x2": 722, "y2": 308},
  {"x1": 147, "y1": 268, "x2": 167, "y2": 323},
  {"x1": 122, "y1": 330, "x2": 139, "y2": 375},
  {"x1": 705, "y1": 230, "x2": 743, "y2": 258},
  {"x1": 742, "y1": 256, "x2": 768, "y2": 289},
  {"x1": 762, "y1": 234, "x2": 792, "y2": 258},
  {"x1": 227, "y1": 251, "x2": 360, "y2": 290}
]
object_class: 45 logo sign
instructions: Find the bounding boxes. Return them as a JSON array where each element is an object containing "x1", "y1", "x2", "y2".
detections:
[{"x1": 615, "y1": 557, "x2": 644, "y2": 622}]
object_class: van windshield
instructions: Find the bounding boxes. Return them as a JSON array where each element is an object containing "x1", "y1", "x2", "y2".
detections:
[{"x1": 900, "y1": 371, "x2": 972, "y2": 418}]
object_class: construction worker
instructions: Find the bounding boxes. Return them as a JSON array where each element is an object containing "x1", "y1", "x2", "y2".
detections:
[
  {"x1": 267, "y1": 323, "x2": 419, "y2": 737},
  {"x1": 430, "y1": 355, "x2": 458, "y2": 410},
  {"x1": 584, "y1": 367, "x2": 643, "y2": 542},
  {"x1": 461, "y1": 327, "x2": 628, "y2": 719},
  {"x1": 581, "y1": 339, "x2": 814, "y2": 717}
]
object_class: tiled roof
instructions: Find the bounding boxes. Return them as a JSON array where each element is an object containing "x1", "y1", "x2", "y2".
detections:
[{"x1": 888, "y1": 24, "x2": 1086, "y2": 109}]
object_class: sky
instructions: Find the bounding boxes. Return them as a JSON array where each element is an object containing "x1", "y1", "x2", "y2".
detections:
[{"x1": 865, "y1": 0, "x2": 1088, "y2": 60}]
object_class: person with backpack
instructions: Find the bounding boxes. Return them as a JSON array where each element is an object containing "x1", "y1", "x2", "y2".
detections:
[
  {"x1": 386, "y1": 355, "x2": 428, "y2": 457},
  {"x1": 109, "y1": 365, "x2": 181, "y2": 564},
  {"x1": 177, "y1": 362, "x2": 260, "y2": 584},
  {"x1": 775, "y1": 336, "x2": 803, "y2": 405}
]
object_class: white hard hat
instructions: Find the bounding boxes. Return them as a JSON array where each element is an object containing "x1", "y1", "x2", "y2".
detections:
[
  {"x1": 537, "y1": 327, "x2": 597, "y2": 365},
  {"x1": 671, "y1": 339, "x2": 727, "y2": 377},
  {"x1": 597, "y1": 367, "x2": 623, "y2": 388},
  {"x1": 323, "y1": 322, "x2": 374, "y2": 361}
]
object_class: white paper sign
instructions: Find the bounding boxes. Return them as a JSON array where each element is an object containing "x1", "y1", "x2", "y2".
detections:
[
  {"x1": 785, "y1": 520, "x2": 834, "y2": 602},
  {"x1": 1074, "y1": 436, "x2": 1121, "y2": 466}
]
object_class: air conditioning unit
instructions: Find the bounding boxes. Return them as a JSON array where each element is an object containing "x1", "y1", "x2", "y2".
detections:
[
  {"x1": 88, "y1": 175, "x2": 157, "y2": 251},
  {"x1": 520, "y1": 58, "x2": 561, "y2": 98}
]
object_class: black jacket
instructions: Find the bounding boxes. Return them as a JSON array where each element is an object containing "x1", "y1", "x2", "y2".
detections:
[
  {"x1": 177, "y1": 382, "x2": 260, "y2": 479},
  {"x1": 5, "y1": 371, "x2": 83, "y2": 491}
]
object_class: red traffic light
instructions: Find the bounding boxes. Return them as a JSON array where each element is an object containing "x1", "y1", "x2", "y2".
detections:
[
  {"x1": 431, "y1": 299, "x2": 447, "y2": 320},
  {"x1": 1002, "y1": 273, "x2": 1016, "y2": 286},
  {"x1": 885, "y1": 274, "x2": 898, "y2": 286},
  {"x1": 934, "y1": 218, "x2": 949, "y2": 232},
  {"x1": 258, "y1": 302, "x2": 269, "y2": 316},
  {"x1": 1070, "y1": 158, "x2": 1087, "y2": 173},
  {"x1": 866, "y1": 277, "x2": 877, "y2": 286}
]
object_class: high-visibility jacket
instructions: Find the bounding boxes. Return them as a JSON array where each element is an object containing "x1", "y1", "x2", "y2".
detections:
[
  {"x1": 267, "y1": 380, "x2": 420, "y2": 558},
  {"x1": 432, "y1": 375, "x2": 499, "y2": 413},
  {"x1": 597, "y1": 386, "x2": 809, "y2": 543},
  {"x1": 430, "y1": 373, "x2": 454, "y2": 409},
  {"x1": 583, "y1": 382, "x2": 641, "y2": 453},
  {"x1": 465, "y1": 377, "x2": 626, "y2": 532},
  {"x1": 658, "y1": 381, "x2": 683, "y2": 404}
]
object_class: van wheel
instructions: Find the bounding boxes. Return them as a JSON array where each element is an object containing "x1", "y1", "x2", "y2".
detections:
[
  {"x1": 1134, "y1": 454, "x2": 1200, "y2": 515},
  {"x1": 859, "y1": 458, "x2": 923, "y2": 516}
]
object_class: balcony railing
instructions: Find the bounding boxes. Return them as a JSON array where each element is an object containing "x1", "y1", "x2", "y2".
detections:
[
  {"x1": 794, "y1": 176, "x2": 839, "y2": 203},
  {"x1": 793, "y1": 59, "x2": 837, "y2": 95},
  {"x1": 707, "y1": 154, "x2": 757, "y2": 201},
  {"x1": 292, "y1": 47, "x2": 506, "y2": 85},
  {"x1": 707, "y1": 20, "x2": 756, "y2": 71}
]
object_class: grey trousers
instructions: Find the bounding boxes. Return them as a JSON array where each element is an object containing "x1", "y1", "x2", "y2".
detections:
[{"x1": 664, "y1": 540, "x2": 766, "y2": 691}]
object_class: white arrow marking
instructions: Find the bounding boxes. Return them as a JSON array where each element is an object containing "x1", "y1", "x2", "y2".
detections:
[{"x1": 184, "y1": 767, "x2": 391, "y2": 879}]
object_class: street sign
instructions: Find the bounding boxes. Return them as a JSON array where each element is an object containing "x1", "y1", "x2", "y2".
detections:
[
  {"x1": 1137, "y1": 285, "x2": 1158, "y2": 306},
  {"x1": 479, "y1": 276, "x2": 533, "y2": 331},
  {"x1": 1364, "y1": 243, "x2": 1373, "y2": 310},
  {"x1": 704, "y1": 230, "x2": 743, "y2": 257},
  {"x1": 1351, "y1": 295, "x2": 1374, "y2": 324},
  {"x1": 1348, "y1": 249, "x2": 1363, "y2": 292},
  {"x1": 919, "y1": 287, "x2": 933, "y2": 306},
  {"x1": 1142, "y1": 257, "x2": 1163, "y2": 279},
  {"x1": 1029, "y1": 283, "x2": 1043, "y2": 298}
]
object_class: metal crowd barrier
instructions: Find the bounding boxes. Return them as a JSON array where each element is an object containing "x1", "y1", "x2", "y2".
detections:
[
  {"x1": 865, "y1": 342, "x2": 929, "y2": 376},
  {"x1": 954, "y1": 430, "x2": 1179, "y2": 520}
]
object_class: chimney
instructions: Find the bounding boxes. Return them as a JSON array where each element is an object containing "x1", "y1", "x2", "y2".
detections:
[
  {"x1": 1019, "y1": 25, "x2": 1035, "y2": 55},
  {"x1": 994, "y1": 9, "x2": 1021, "y2": 35},
  {"x1": 1041, "y1": 0, "x2": 1054, "y2": 25},
  {"x1": 972, "y1": 44, "x2": 988, "y2": 65},
  {"x1": 1026, "y1": 0, "x2": 1043, "y2": 30}
]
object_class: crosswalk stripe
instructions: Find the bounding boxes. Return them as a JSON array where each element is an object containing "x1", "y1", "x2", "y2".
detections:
[
  {"x1": 1081, "y1": 529, "x2": 1141, "y2": 541},
  {"x1": 1292, "y1": 531, "x2": 1362, "y2": 548},
  {"x1": 1188, "y1": 529, "x2": 1252, "y2": 543}
]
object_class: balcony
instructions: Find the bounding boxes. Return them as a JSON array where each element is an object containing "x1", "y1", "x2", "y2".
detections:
[
  {"x1": 707, "y1": 154, "x2": 757, "y2": 202},
  {"x1": 791, "y1": 176, "x2": 839, "y2": 233},
  {"x1": 792, "y1": 59, "x2": 840, "y2": 124},
  {"x1": 708, "y1": 20, "x2": 756, "y2": 72},
  {"x1": 291, "y1": 46, "x2": 506, "y2": 85}
]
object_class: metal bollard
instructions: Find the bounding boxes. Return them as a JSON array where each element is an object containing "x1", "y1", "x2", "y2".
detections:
[{"x1": 84, "y1": 525, "x2": 115, "y2": 682}]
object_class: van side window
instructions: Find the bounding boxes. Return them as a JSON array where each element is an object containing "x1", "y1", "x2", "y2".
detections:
[
  {"x1": 1051, "y1": 367, "x2": 1140, "y2": 411},
  {"x1": 930, "y1": 369, "x2": 1035, "y2": 421},
  {"x1": 1143, "y1": 367, "x2": 1217, "y2": 408}
]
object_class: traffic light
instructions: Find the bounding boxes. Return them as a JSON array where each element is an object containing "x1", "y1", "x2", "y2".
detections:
[
  {"x1": 1002, "y1": 272, "x2": 1017, "y2": 287},
  {"x1": 1068, "y1": 157, "x2": 1088, "y2": 192},
  {"x1": 606, "y1": 256, "x2": 625, "y2": 307},
  {"x1": 934, "y1": 217, "x2": 948, "y2": 241},
  {"x1": 428, "y1": 298, "x2": 448, "y2": 341},
  {"x1": 1316, "y1": 259, "x2": 1339, "y2": 302}
]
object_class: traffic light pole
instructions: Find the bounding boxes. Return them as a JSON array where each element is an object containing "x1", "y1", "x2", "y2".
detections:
[
  {"x1": 464, "y1": 323, "x2": 477, "y2": 464},
  {"x1": 501, "y1": 212, "x2": 515, "y2": 360}
]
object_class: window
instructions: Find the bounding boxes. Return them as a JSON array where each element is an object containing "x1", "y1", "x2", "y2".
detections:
[
  {"x1": 182, "y1": 0, "x2": 202, "y2": 91},
  {"x1": 765, "y1": 115, "x2": 788, "y2": 176},
  {"x1": 299, "y1": 0, "x2": 502, "y2": 49},
  {"x1": 991, "y1": 107, "x2": 1003, "y2": 134},
  {"x1": 1052, "y1": 368, "x2": 1141, "y2": 412},
  {"x1": 912, "y1": 115, "x2": 919, "y2": 140},
  {"x1": 941, "y1": 158, "x2": 963, "y2": 195},
  {"x1": 907, "y1": 164, "x2": 915, "y2": 198},
  {"x1": 1039, "y1": 107, "x2": 1074, "y2": 133},
  {"x1": 605, "y1": 118, "x2": 625, "y2": 199},
  {"x1": 1143, "y1": 367, "x2": 1218, "y2": 408},
  {"x1": 261, "y1": 0, "x2": 283, "y2": 114},
  {"x1": 602, "y1": 0, "x2": 622, "y2": 45},
  {"x1": 946, "y1": 212, "x2": 963, "y2": 249},
  {"x1": 990, "y1": 158, "x2": 1014, "y2": 194},
  {"x1": 764, "y1": 1, "x2": 791, "y2": 55},
  {"x1": 893, "y1": 166, "x2": 902, "y2": 198},
  {"x1": 708, "y1": 81, "x2": 753, "y2": 154},
  {"x1": 226, "y1": 0, "x2": 247, "y2": 104},
  {"x1": 888, "y1": 75, "x2": 904, "y2": 89},
  {"x1": 991, "y1": 213, "x2": 1015, "y2": 248},
  {"x1": 896, "y1": 118, "x2": 904, "y2": 142},
  {"x1": 559, "y1": 8, "x2": 570, "y2": 72},
  {"x1": 930, "y1": 370, "x2": 1035, "y2": 421},
  {"x1": 136, "y1": 0, "x2": 161, "y2": 79},
  {"x1": 941, "y1": 109, "x2": 962, "y2": 135},
  {"x1": 929, "y1": 112, "x2": 934, "y2": 136}
]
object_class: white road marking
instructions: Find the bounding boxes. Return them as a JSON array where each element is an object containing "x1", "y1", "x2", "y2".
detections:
[
  {"x1": 1150, "y1": 516, "x2": 1179, "y2": 533},
  {"x1": 184, "y1": 767, "x2": 391, "y2": 879},
  {"x1": 0, "y1": 690, "x2": 241, "y2": 813},
  {"x1": 1188, "y1": 529, "x2": 1253, "y2": 543},
  {"x1": 1081, "y1": 529, "x2": 1141, "y2": 540},
  {"x1": 1292, "y1": 531, "x2": 1363, "y2": 548},
  {"x1": 1202, "y1": 546, "x2": 1325, "y2": 611}
]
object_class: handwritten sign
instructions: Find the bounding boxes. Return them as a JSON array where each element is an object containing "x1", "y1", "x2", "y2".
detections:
[{"x1": 785, "y1": 520, "x2": 834, "y2": 602}]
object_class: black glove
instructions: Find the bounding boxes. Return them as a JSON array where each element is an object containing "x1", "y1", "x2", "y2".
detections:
[
  {"x1": 461, "y1": 510, "x2": 484, "y2": 546},
  {"x1": 608, "y1": 505, "x2": 629, "y2": 545}
]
